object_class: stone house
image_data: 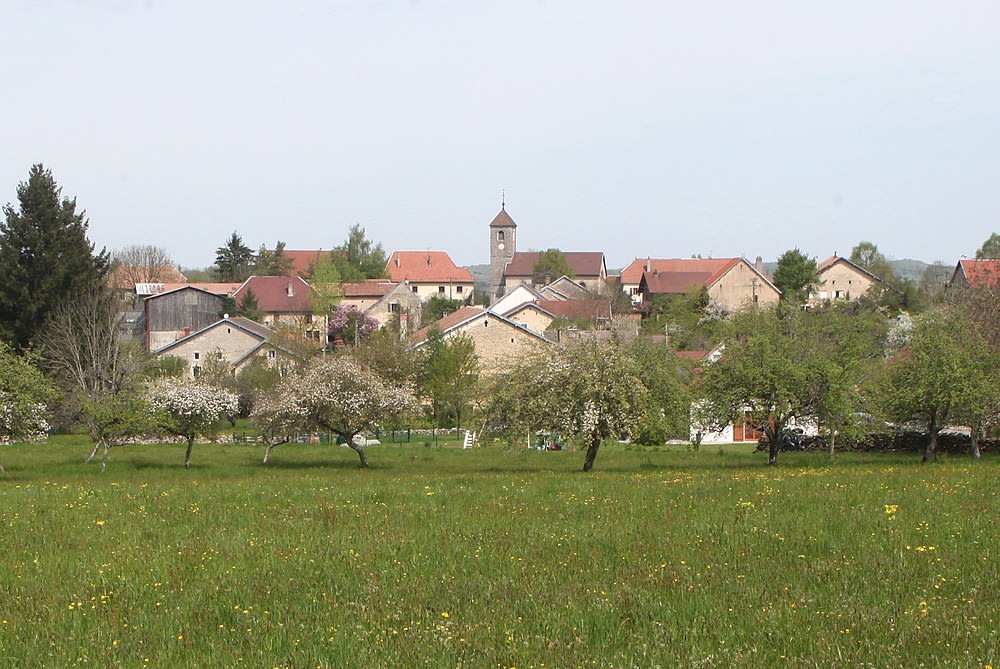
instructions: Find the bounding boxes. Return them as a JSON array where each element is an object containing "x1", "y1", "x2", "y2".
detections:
[
  {"x1": 632, "y1": 258, "x2": 779, "y2": 311},
  {"x1": 411, "y1": 306, "x2": 552, "y2": 372},
  {"x1": 809, "y1": 255, "x2": 880, "y2": 305},
  {"x1": 143, "y1": 285, "x2": 229, "y2": 352},
  {"x1": 501, "y1": 251, "x2": 608, "y2": 295},
  {"x1": 386, "y1": 250, "x2": 474, "y2": 302},
  {"x1": 153, "y1": 316, "x2": 295, "y2": 379},
  {"x1": 232, "y1": 275, "x2": 325, "y2": 341}
]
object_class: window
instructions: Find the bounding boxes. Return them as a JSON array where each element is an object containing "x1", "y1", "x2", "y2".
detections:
[
  {"x1": 456, "y1": 286, "x2": 463, "y2": 294},
  {"x1": 268, "y1": 349, "x2": 276, "y2": 359},
  {"x1": 498, "y1": 231, "x2": 505, "y2": 242},
  {"x1": 438, "y1": 286, "x2": 445, "y2": 293},
  {"x1": 192, "y1": 366, "x2": 201, "y2": 377},
  {"x1": 411, "y1": 286, "x2": 418, "y2": 293},
  {"x1": 227, "y1": 328, "x2": 231, "y2": 334},
  {"x1": 273, "y1": 314, "x2": 281, "y2": 322},
  {"x1": 304, "y1": 314, "x2": 313, "y2": 324},
  {"x1": 193, "y1": 351, "x2": 200, "y2": 361},
  {"x1": 389, "y1": 302, "x2": 400, "y2": 313}
]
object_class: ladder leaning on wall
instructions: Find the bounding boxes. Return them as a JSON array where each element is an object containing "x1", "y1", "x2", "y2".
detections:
[{"x1": 462, "y1": 430, "x2": 478, "y2": 449}]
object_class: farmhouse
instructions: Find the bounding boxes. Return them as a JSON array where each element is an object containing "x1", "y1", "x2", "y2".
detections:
[
  {"x1": 809, "y1": 254, "x2": 880, "y2": 305},
  {"x1": 153, "y1": 316, "x2": 295, "y2": 379},
  {"x1": 386, "y1": 250, "x2": 474, "y2": 302},
  {"x1": 412, "y1": 306, "x2": 552, "y2": 371},
  {"x1": 630, "y1": 258, "x2": 779, "y2": 310}
]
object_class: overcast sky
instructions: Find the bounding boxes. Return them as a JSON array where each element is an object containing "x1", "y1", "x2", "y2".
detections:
[{"x1": 3, "y1": 1, "x2": 998, "y2": 270}]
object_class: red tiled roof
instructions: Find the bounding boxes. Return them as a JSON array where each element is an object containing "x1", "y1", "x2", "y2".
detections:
[
  {"x1": 621, "y1": 258, "x2": 740, "y2": 285},
  {"x1": 503, "y1": 252, "x2": 605, "y2": 278},
  {"x1": 233, "y1": 276, "x2": 313, "y2": 313},
  {"x1": 675, "y1": 350, "x2": 709, "y2": 361},
  {"x1": 386, "y1": 251, "x2": 474, "y2": 283},
  {"x1": 159, "y1": 282, "x2": 242, "y2": 296},
  {"x1": 410, "y1": 306, "x2": 485, "y2": 343},
  {"x1": 279, "y1": 250, "x2": 326, "y2": 277},
  {"x1": 535, "y1": 299, "x2": 612, "y2": 322},
  {"x1": 340, "y1": 280, "x2": 397, "y2": 298},
  {"x1": 640, "y1": 271, "x2": 718, "y2": 295},
  {"x1": 958, "y1": 259, "x2": 1000, "y2": 287}
]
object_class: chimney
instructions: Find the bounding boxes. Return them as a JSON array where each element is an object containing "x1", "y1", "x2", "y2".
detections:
[
  {"x1": 645, "y1": 258, "x2": 650, "y2": 273},
  {"x1": 286, "y1": 281, "x2": 294, "y2": 298},
  {"x1": 755, "y1": 256, "x2": 764, "y2": 273},
  {"x1": 395, "y1": 255, "x2": 400, "y2": 268},
  {"x1": 426, "y1": 255, "x2": 432, "y2": 266}
]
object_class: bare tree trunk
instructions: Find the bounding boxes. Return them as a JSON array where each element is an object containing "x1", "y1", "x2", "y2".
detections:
[
  {"x1": 184, "y1": 437, "x2": 195, "y2": 469},
  {"x1": 582, "y1": 432, "x2": 601, "y2": 472},
  {"x1": 346, "y1": 434, "x2": 369, "y2": 468},
  {"x1": 828, "y1": 429, "x2": 837, "y2": 459},
  {"x1": 262, "y1": 438, "x2": 290, "y2": 464},
  {"x1": 765, "y1": 426, "x2": 780, "y2": 466},
  {"x1": 923, "y1": 425, "x2": 939, "y2": 463},
  {"x1": 970, "y1": 425, "x2": 982, "y2": 460},
  {"x1": 86, "y1": 440, "x2": 101, "y2": 464},
  {"x1": 100, "y1": 443, "x2": 111, "y2": 473}
]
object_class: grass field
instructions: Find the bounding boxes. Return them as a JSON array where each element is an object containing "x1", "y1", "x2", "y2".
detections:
[{"x1": 0, "y1": 439, "x2": 996, "y2": 668}]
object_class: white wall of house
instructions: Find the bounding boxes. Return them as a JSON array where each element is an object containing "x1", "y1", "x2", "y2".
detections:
[{"x1": 406, "y1": 281, "x2": 474, "y2": 302}]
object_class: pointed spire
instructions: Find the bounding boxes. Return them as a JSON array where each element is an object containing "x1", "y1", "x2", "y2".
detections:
[{"x1": 501, "y1": 189, "x2": 505, "y2": 209}]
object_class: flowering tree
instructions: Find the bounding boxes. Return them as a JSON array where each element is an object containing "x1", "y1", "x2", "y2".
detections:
[
  {"x1": 0, "y1": 343, "x2": 58, "y2": 471},
  {"x1": 251, "y1": 355, "x2": 418, "y2": 467},
  {"x1": 82, "y1": 391, "x2": 152, "y2": 472},
  {"x1": 328, "y1": 305, "x2": 378, "y2": 345},
  {"x1": 146, "y1": 379, "x2": 239, "y2": 468},
  {"x1": 485, "y1": 341, "x2": 648, "y2": 471}
]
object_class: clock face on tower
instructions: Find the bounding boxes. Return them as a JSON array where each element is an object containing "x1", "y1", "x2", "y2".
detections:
[{"x1": 497, "y1": 243, "x2": 505, "y2": 250}]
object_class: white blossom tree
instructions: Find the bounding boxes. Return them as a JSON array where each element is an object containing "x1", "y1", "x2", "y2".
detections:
[
  {"x1": 251, "y1": 355, "x2": 418, "y2": 467},
  {"x1": 485, "y1": 341, "x2": 648, "y2": 471},
  {"x1": 0, "y1": 343, "x2": 57, "y2": 471},
  {"x1": 146, "y1": 379, "x2": 239, "y2": 468}
]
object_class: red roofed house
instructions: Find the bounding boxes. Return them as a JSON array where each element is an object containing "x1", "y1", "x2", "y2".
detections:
[
  {"x1": 232, "y1": 275, "x2": 325, "y2": 341},
  {"x1": 808, "y1": 254, "x2": 881, "y2": 305},
  {"x1": 501, "y1": 251, "x2": 608, "y2": 295},
  {"x1": 386, "y1": 251, "x2": 474, "y2": 302},
  {"x1": 340, "y1": 280, "x2": 424, "y2": 331},
  {"x1": 411, "y1": 306, "x2": 552, "y2": 371},
  {"x1": 948, "y1": 258, "x2": 1000, "y2": 290},
  {"x1": 630, "y1": 258, "x2": 779, "y2": 311},
  {"x1": 503, "y1": 299, "x2": 613, "y2": 336},
  {"x1": 278, "y1": 250, "x2": 326, "y2": 277}
]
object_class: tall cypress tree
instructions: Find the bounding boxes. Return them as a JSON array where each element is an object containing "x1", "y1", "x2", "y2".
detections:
[{"x1": 0, "y1": 164, "x2": 110, "y2": 348}]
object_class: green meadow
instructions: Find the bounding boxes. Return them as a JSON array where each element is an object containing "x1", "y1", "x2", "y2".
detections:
[{"x1": 0, "y1": 439, "x2": 996, "y2": 668}]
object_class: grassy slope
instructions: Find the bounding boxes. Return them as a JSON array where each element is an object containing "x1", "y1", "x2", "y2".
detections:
[{"x1": 0, "y1": 439, "x2": 996, "y2": 668}]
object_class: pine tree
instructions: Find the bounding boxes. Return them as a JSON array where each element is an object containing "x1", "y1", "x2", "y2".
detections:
[
  {"x1": 0, "y1": 164, "x2": 110, "y2": 348},
  {"x1": 214, "y1": 231, "x2": 254, "y2": 282}
]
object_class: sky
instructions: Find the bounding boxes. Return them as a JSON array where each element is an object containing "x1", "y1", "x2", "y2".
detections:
[{"x1": 2, "y1": 1, "x2": 999, "y2": 271}]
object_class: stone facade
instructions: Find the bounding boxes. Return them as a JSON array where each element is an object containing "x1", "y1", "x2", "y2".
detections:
[{"x1": 489, "y1": 207, "x2": 517, "y2": 301}]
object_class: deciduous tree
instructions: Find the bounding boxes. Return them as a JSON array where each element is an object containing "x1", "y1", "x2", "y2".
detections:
[
  {"x1": 251, "y1": 355, "x2": 418, "y2": 467},
  {"x1": 773, "y1": 248, "x2": 819, "y2": 303},
  {"x1": 110, "y1": 245, "x2": 178, "y2": 287},
  {"x1": 0, "y1": 342, "x2": 57, "y2": 469},
  {"x1": 485, "y1": 341, "x2": 647, "y2": 471},
  {"x1": 975, "y1": 233, "x2": 1000, "y2": 259},
  {"x1": 420, "y1": 331, "x2": 479, "y2": 433},
  {"x1": 532, "y1": 248, "x2": 574, "y2": 284},
  {"x1": 332, "y1": 224, "x2": 388, "y2": 281},
  {"x1": 146, "y1": 379, "x2": 239, "y2": 468}
]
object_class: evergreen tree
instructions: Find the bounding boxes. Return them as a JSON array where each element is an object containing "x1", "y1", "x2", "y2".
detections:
[
  {"x1": 214, "y1": 231, "x2": 254, "y2": 281},
  {"x1": 0, "y1": 164, "x2": 110, "y2": 348}
]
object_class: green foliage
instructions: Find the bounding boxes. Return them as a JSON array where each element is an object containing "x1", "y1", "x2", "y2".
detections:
[
  {"x1": 308, "y1": 253, "x2": 343, "y2": 315},
  {"x1": 331, "y1": 224, "x2": 388, "y2": 281},
  {"x1": 695, "y1": 307, "x2": 884, "y2": 463},
  {"x1": 532, "y1": 248, "x2": 574, "y2": 284},
  {"x1": 214, "y1": 231, "x2": 255, "y2": 282},
  {"x1": 625, "y1": 338, "x2": 691, "y2": 444},
  {"x1": 0, "y1": 341, "x2": 58, "y2": 443},
  {"x1": 640, "y1": 287, "x2": 722, "y2": 350},
  {"x1": 420, "y1": 331, "x2": 479, "y2": 431},
  {"x1": 422, "y1": 295, "x2": 464, "y2": 326},
  {"x1": 80, "y1": 390, "x2": 152, "y2": 471},
  {"x1": 484, "y1": 340, "x2": 648, "y2": 470},
  {"x1": 353, "y1": 327, "x2": 421, "y2": 389},
  {"x1": 0, "y1": 164, "x2": 110, "y2": 348},
  {"x1": 849, "y1": 241, "x2": 895, "y2": 284},
  {"x1": 144, "y1": 355, "x2": 187, "y2": 379},
  {"x1": 235, "y1": 288, "x2": 264, "y2": 322},
  {"x1": 773, "y1": 248, "x2": 819, "y2": 303},
  {"x1": 876, "y1": 307, "x2": 997, "y2": 461},
  {"x1": 253, "y1": 241, "x2": 294, "y2": 276},
  {"x1": 974, "y1": 232, "x2": 1000, "y2": 259}
]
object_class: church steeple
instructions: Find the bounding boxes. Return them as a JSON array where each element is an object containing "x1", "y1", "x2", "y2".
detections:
[{"x1": 488, "y1": 202, "x2": 517, "y2": 302}]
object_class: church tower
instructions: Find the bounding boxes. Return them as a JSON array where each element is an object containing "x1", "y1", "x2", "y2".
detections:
[{"x1": 488, "y1": 203, "x2": 517, "y2": 302}]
